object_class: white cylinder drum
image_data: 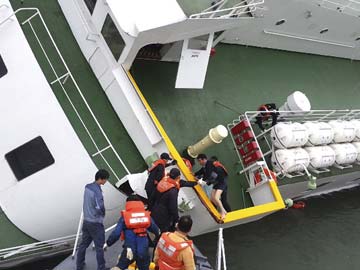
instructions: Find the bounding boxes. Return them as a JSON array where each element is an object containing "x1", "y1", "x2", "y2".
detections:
[
  {"x1": 271, "y1": 122, "x2": 309, "y2": 149},
  {"x1": 329, "y1": 143, "x2": 357, "y2": 165},
  {"x1": 352, "y1": 142, "x2": 360, "y2": 162},
  {"x1": 303, "y1": 122, "x2": 334, "y2": 146},
  {"x1": 328, "y1": 120, "x2": 356, "y2": 143},
  {"x1": 304, "y1": 146, "x2": 336, "y2": 169},
  {"x1": 272, "y1": 148, "x2": 310, "y2": 173},
  {"x1": 350, "y1": 119, "x2": 360, "y2": 142},
  {"x1": 279, "y1": 91, "x2": 311, "y2": 113}
]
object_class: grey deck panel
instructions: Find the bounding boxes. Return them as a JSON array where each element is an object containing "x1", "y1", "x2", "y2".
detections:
[{"x1": 54, "y1": 232, "x2": 213, "y2": 270}]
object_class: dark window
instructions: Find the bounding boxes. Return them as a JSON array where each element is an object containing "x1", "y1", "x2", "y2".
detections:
[
  {"x1": 320, "y1": 28, "x2": 329, "y2": 34},
  {"x1": 101, "y1": 14, "x2": 125, "y2": 60},
  {"x1": 356, "y1": 37, "x2": 360, "y2": 41},
  {"x1": 0, "y1": 55, "x2": 8, "y2": 78},
  {"x1": 275, "y1": 19, "x2": 286, "y2": 26},
  {"x1": 5, "y1": 136, "x2": 55, "y2": 181},
  {"x1": 84, "y1": 0, "x2": 97, "y2": 14}
]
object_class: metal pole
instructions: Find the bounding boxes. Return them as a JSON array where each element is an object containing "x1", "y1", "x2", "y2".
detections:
[
  {"x1": 72, "y1": 211, "x2": 83, "y2": 259},
  {"x1": 221, "y1": 231, "x2": 227, "y2": 270},
  {"x1": 217, "y1": 228, "x2": 223, "y2": 270}
]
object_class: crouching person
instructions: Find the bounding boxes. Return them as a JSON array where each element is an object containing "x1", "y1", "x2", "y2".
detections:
[
  {"x1": 106, "y1": 195, "x2": 160, "y2": 270},
  {"x1": 154, "y1": 215, "x2": 195, "y2": 270}
]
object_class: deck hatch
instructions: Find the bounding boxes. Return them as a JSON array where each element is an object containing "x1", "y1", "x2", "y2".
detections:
[
  {"x1": 5, "y1": 136, "x2": 55, "y2": 181},
  {"x1": 0, "y1": 55, "x2": 8, "y2": 78}
]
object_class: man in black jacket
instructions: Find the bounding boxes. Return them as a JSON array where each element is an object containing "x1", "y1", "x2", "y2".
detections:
[
  {"x1": 150, "y1": 168, "x2": 204, "y2": 232},
  {"x1": 195, "y1": 154, "x2": 230, "y2": 219}
]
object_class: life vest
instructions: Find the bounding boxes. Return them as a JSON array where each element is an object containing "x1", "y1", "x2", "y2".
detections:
[
  {"x1": 213, "y1": 161, "x2": 228, "y2": 176},
  {"x1": 157, "y1": 176, "x2": 180, "y2": 193},
  {"x1": 121, "y1": 201, "x2": 151, "y2": 237},
  {"x1": 257, "y1": 104, "x2": 272, "y2": 121},
  {"x1": 157, "y1": 232, "x2": 194, "y2": 270},
  {"x1": 148, "y1": 159, "x2": 167, "y2": 184},
  {"x1": 182, "y1": 158, "x2": 192, "y2": 171}
]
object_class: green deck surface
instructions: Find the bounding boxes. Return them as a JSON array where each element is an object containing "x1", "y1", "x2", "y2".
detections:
[
  {"x1": 0, "y1": 0, "x2": 146, "y2": 249},
  {"x1": 132, "y1": 44, "x2": 360, "y2": 210}
]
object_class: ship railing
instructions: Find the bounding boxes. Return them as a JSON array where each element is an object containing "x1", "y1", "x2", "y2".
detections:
[
  {"x1": 0, "y1": 8, "x2": 130, "y2": 181},
  {"x1": 234, "y1": 109, "x2": 360, "y2": 182},
  {"x1": 0, "y1": 223, "x2": 116, "y2": 262},
  {"x1": 189, "y1": 0, "x2": 264, "y2": 19},
  {"x1": 318, "y1": 0, "x2": 360, "y2": 15}
]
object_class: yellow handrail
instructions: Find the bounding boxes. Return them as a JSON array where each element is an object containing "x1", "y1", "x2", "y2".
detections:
[
  {"x1": 126, "y1": 71, "x2": 285, "y2": 224},
  {"x1": 126, "y1": 71, "x2": 222, "y2": 221}
]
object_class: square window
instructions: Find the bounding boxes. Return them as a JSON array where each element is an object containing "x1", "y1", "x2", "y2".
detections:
[
  {"x1": 101, "y1": 14, "x2": 125, "y2": 60},
  {"x1": 0, "y1": 55, "x2": 8, "y2": 78},
  {"x1": 5, "y1": 136, "x2": 55, "y2": 181}
]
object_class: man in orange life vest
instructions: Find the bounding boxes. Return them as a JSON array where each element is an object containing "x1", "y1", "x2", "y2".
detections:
[
  {"x1": 106, "y1": 195, "x2": 160, "y2": 270},
  {"x1": 145, "y1": 153, "x2": 177, "y2": 204},
  {"x1": 154, "y1": 215, "x2": 195, "y2": 270},
  {"x1": 195, "y1": 154, "x2": 231, "y2": 219},
  {"x1": 150, "y1": 168, "x2": 204, "y2": 232}
]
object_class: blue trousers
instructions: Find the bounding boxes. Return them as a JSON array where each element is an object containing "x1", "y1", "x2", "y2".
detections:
[{"x1": 76, "y1": 221, "x2": 106, "y2": 270}]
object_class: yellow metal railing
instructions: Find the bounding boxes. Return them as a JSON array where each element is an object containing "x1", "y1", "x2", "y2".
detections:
[{"x1": 126, "y1": 71, "x2": 285, "y2": 224}]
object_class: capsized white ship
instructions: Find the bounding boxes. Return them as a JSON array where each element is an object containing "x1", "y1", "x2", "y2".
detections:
[{"x1": 1, "y1": 0, "x2": 360, "y2": 267}]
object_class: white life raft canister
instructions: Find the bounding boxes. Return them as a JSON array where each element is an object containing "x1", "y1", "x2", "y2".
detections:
[
  {"x1": 328, "y1": 120, "x2": 356, "y2": 143},
  {"x1": 304, "y1": 146, "x2": 336, "y2": 169},
  {"x1": 303, "y1": 122, "x2": 334, "y2": 146},
  {"x1": 329, "y1": 143, "x2": 357, "y2": 165},
  {"x1": 271, "y1": 122, "x2": 309, "y2": 149},
  {"x1": 272, "y1": 148, "x2": 310, "y2": 173},
  {"x1": 350, "y1": 119, "x2": 360, "y2": 142},
  {"x1": 351, "y1": 142, "x2": 360, "y2": 162}
]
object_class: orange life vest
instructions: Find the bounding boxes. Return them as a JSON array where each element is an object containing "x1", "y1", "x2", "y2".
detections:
[
  {"x1": 148, "y1": 159, "x2": 167, "y2": 184},
  {"x1": 213, "y1": 161, "x2": 228, "y2": 176},
  {"x1": 157, "y1": 176, "x2": 180, "y2": 193},
  {"x1": 121, "y1": 201, "x2": 151, "y2": 237},
  {"x1": 182, "y1": 158, "x2": 192, "y2": 171},
  {"x1": 157, "y1": 232, "x2": 194, "y2": 270}
]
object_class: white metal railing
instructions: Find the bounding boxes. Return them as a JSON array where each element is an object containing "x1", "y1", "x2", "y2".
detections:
[
  {"x1": 0, "y1": 8, "x2": 131, "y2": 181},
  {"x1": 0, "y1": 220, "x2": 117, "y2": 261},
  {"x1": 190, "y1": 0, "x2": 263, "y2": 19},
  {"x1": 216, "y1": 228, "x2": 227, "y2": 270},
  {"x1": 318, "y1": 0, "x2": 360, "y2": 15},
  {"x1": 228, "y1": 109, "x2": 360, "y2": 187}
]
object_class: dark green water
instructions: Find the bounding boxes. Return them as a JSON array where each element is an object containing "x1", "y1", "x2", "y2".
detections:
[{"x1": 196, "y1": 187, "x2": 360, "y2": 270}]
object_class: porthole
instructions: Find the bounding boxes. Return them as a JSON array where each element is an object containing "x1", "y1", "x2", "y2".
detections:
[{"x1": 275, "y1": 19, "x2": 286, "y2": 26}]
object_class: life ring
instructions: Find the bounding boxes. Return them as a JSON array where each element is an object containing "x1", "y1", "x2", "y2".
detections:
[{"x1": 254, "y1": 168, "x2": 277, "y2": 185}]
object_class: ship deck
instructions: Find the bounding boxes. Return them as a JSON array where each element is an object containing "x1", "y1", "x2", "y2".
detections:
[{"x1": 131, "y1": 44, "x2": 360, "y2": 209}]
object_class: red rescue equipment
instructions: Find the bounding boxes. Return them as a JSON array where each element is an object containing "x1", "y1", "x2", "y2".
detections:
[
  {"x1": 157, "y1": 232, "x2": 194, "y2": 270},
  {"x1": 292, "y1": 201, "x2": 306, "y2": 209},
  {"x1": 254, "y1": 168, "x2": 277, "y2": 185},
  {"x1": 121, "y1": 201, "x2": 151, "y2": 237},
  {"x1": 148, "y1": 159, "x2": 167, "y2": 184}
]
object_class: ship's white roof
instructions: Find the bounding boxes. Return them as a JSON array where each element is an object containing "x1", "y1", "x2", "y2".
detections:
[{"x1": 107, "y1": 0, "x2": 186, "y2": 36}]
